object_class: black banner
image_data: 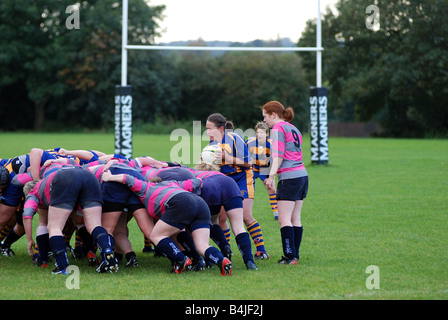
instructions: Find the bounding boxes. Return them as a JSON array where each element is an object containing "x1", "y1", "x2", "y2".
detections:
[
  {"x1": 114, "y1": 85, "x2": 133, "y2": 158},
  {"x1": 309, "y1": 87, "x2": 329, "y2": 164}
]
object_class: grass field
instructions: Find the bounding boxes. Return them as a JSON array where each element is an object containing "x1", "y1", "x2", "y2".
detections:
[{"x1": 0, "y1": 132, "x2": 447, "y2": 300}]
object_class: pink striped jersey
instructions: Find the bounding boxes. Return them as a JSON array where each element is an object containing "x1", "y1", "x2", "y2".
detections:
[
  {"x1": 40, "y1": 159, "x2": 80, "y2": 178},
  {"x1": 121, "y1": 174, "x2": 203, "y2": 219},
  {"x1": 22, "y1": 170, "x2": 59, "y2": 219},
  {"x1": 271, "y1": 121, "x2": 308, "y2": 180},
  {"x1": 179, "y1": 166, "x2": 225, "y2": 180},
  {"x1": 86, "y1": 164, "x2": 107, "y2": 181},
  {"x1": 141, "y1": 166, "x2": 170, "y2": 180},
  {"x1": 192, "y1": 170, "x2": 224, "y2": 180}
]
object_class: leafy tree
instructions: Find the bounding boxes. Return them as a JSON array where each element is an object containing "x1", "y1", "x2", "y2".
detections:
[
  {"x1": 177, "y1": 52, "x2": 308, "y2": 131},
  {"x1": 0, "y1": 0, "x2": 170, "y2": 131},
  {"x1": 217, "y1": 52, "x2": 307, "y2": 131},
  {"x1": 299, "y1": 0, "x2": 448, "y2": 137}
]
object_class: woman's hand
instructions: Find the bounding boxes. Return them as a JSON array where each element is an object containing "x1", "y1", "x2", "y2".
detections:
[
  {"x1": 27, "y1": 240, "x2": 35, "y2": 257},
  {"x1": 264, "y1": 176, "x2": 275, "y2": 190},
  {"x1": 101, "y1": 170, "x2": 112, "y2": 182}
]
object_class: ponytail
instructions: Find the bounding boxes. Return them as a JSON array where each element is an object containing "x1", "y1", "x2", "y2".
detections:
[
  {"x1": 261, "y1": 101, "x2": 295, "y2": 122},
  {"x1": 207, "y1": 113, "x2": 234, "y2": 130},
  {"x1": 283, "y1": 107, "x2": 294, "y2": 122}
]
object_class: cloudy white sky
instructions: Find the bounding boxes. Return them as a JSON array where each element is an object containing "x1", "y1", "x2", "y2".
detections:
[{"x1": 148, "y1": 0, "x2": 338, "y2": 43}]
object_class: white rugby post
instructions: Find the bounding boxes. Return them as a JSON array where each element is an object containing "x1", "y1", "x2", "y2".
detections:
[
  {"x1": 316, "y1": 0, "x2": 322, "y2": 87},
  {"x1": 309, "y1": 0, "x2": 329, "y2": 165},
  {"x1": 117, "y1": 0, "x2": 327, "y2": 161}
]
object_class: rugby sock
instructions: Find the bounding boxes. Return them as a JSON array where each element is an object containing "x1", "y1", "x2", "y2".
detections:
[
  {"x1": 247, "y1": 220, "x2": 267, "y2": 253},
  {"x1": 49, "y1": 235, "x2": 69, "y2": 271},
  {"x1": 177, "y1": 231, "x2": 201, "y2": 262},
  {"x1": 115, "y1": 252, "x2": 123, "y2": 263},
  {"x1": 2, "y1": 227, "x2": 22, "y2": 247},
  {"x1": 77, "y1": 226, "x2": 95, "y2": 252},
  {"x1": 235, "y1": 232, "x2": 254, "y2": 264},
  {"x1": 36, "y1": 226, "x2": 50, "y2": 263},
  {"x1": 64, "y1": 232, "x2": 72, "y2": 247},
  {"x1": 223, "y1": 228, "x2": 231, "y2": 244},
  {"x1": 269, "y1": 193, "x2": 278, "y2": 218},
  {"x1": 143, "y1": 236, "x2": 153, "y2": 251},
  {"x1": 74, "y1": 229, "x2": 84, "y2": 252},
  {"x1": 280, "y1": 226, "x2": 296, "y2": 260},
  {"x1": 91, "y1": 226, "x2": 114, "y2": 257},
  {"x1": 210, "y1": 224, "x2": 229, "y2": 251},
  {"x1": 125, "y1": 251, "x2": 137, "y2": 263},
  {"x1": 155, "y1": 237, "x2": 185, "y2": 262},
  {"x1": 204, "y1": 246, "x2": 224, "y2": 266},
  {"x1": 0, "y1": 223, "x2": 13, "y2": 242},
  {"x1": 294, "y1": 226, "x2": 303, "y2": 259}
]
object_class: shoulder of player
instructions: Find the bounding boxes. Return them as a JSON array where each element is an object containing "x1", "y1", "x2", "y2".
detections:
[{"x1": 246, "y1": 136, "x2": 257, "y2": 145}]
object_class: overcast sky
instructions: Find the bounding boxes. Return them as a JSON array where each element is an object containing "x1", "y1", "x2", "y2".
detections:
[{"x1": 148, "y1": 0, "x2": 338, "y2": 43}]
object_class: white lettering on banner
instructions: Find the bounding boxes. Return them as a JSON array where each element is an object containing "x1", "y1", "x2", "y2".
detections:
[
  {"x1": 120, "y1": 95, "x2": 132, "y2": 158},
  {"x1": 310, "y1": 96, "x2": 319, "y2": 161},
  {"x1": 114, "y1": 95, "x2": 121, "y2": 152},
  {"x1": 318, "y1": 96, "x2": 329, "y2": 161}
]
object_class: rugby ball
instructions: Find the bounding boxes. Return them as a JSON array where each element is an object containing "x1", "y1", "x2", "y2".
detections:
[{"x1": 201, "y1": 144, "x2": 221, "y2": 165}]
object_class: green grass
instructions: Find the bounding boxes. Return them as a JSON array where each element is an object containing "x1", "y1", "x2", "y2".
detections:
[{"x1": 0, "y1": 132, "x2": 447, "y2": 300}]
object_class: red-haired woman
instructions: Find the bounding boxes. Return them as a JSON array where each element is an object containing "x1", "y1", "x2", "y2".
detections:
[{"x1": 261, "y1": 101, "x2": 309, "y2": 265}]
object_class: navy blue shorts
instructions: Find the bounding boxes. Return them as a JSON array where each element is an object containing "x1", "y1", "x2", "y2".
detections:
[
  {"x1": 50, "y1": 167, "x2": 102, "y2": 210},
  {"x1": 200, "y1": 174, "x2": 243, "y2": 208},
  {"x1": 161, "y1": 192, "x2": 211, "y2": 231},
  {"x1": 276, "y1": 176, "x2": 309, "y2": 201},
  {"x1": 208, "y1": 196, "x2": 243, "y2": 215},
  {"x1": 102, "y1": 165, "x2": 146, "y2": 213},
  {"x1": 156, "y1": 167, "x2": 195, "y2": 181}
]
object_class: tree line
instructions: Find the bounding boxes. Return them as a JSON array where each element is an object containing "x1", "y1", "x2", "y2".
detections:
[
  {"x1": 0, "y1": 0, "x2": 446, "y2": 137},
  {"x1": 300, "y1": 0, "x2": 447, "y2": 137}
]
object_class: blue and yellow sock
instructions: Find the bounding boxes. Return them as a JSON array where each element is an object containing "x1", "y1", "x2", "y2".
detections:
[
  {"x1": 247, "y1": 220, "x2": 266, "y2": 253},
  {"x1": 223, "y1": 228, "x2": 231, "y2": 245},
  {"x1": 0, "y1": 223, "x2": 13, "y2": 242},
  {"x1": 269, "y1": 193, "x2": 278, "y2": 219},
  {"x1": 144, "y1": 236, "x2": 152, "y2": 249},
  {"x1": 74, "y1": 229, "x2": 83, "y2": 249}
]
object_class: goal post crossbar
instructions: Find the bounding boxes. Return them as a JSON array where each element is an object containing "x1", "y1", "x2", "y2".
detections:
[
  {"x1": 121, "y1": 0, "x2": 323, "y2": 87},
  {"x1": 125, "y1": 45, "x2": 323, "y2": 52},
  {"x1": 117, "y1": 0, "x2": 328, "y2": 164}
]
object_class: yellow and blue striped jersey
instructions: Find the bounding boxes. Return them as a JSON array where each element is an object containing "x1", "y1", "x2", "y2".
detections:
[
  {"x1": 246, "y1": 136, "x2": 272, "y2": 172},
  {"x1": 215, "y1": 131, "x2": 251, "y2": 175}
]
